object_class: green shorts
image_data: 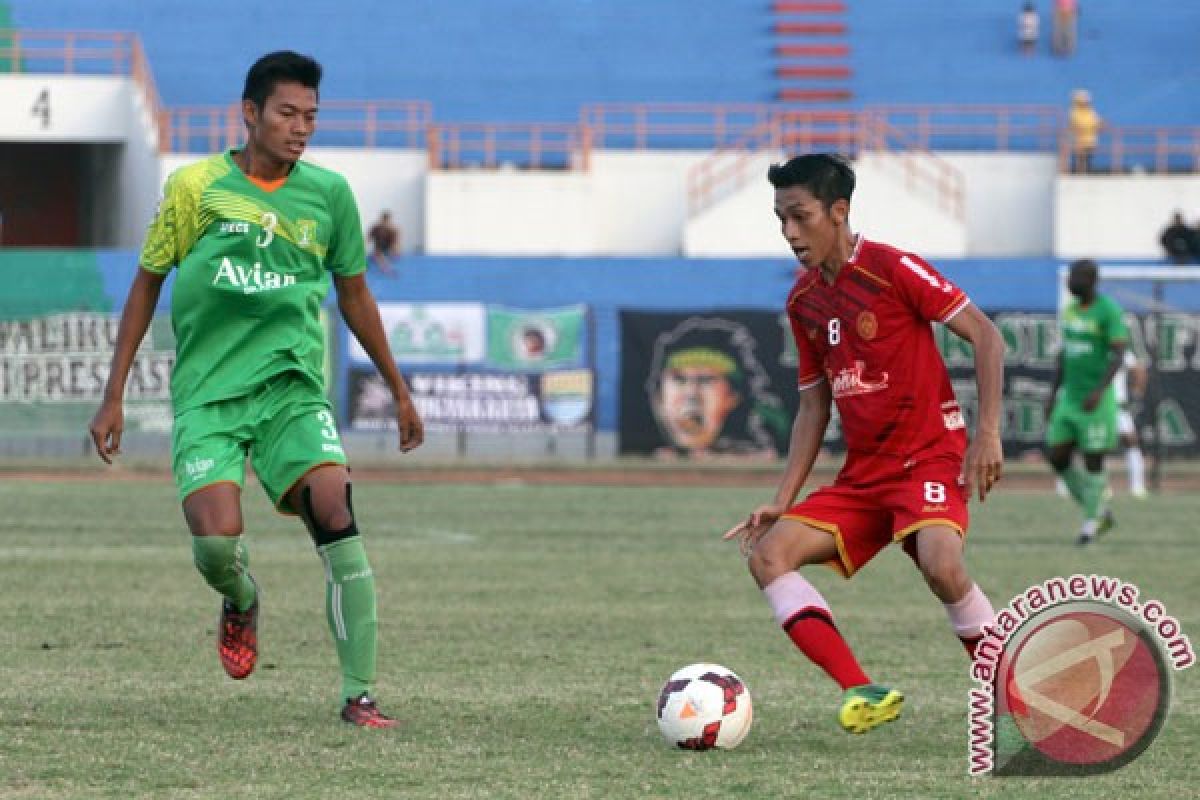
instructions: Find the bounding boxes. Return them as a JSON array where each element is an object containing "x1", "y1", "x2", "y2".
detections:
[
  {"x1": 1046, "y1": 394, "x2": 1119, "y2": 454},
  {"x1": 172, "y1": 372, "x2": 347, "y2": 513}
]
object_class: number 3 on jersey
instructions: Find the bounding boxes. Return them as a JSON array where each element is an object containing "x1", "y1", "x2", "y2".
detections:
[
  {"x1": 828, "y1": 318, "x2": 841, "y2": 346},
  {"x1": 256, "y1": 212, "x2": 278, "y2": 248}
]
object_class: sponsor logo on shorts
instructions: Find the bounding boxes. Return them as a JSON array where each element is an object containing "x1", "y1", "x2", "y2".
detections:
[
  {"x1": 321, "y1": 442, "x2": 344, "y2": 454},
  {"x1": 968, "y1": 575, "x2": 1193, "y2": 777},
  {"x1": 184, "y1": 456, "x2": 215, "y2": 479},
  {"x1": 941, "y1": 400, "x2": 966, "y2": 431},
  {"x1": 921, "y1": 504, "x2": 950, "y2": 513}
]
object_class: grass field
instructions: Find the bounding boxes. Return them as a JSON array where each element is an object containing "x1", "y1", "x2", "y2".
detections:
[{"x1": 0, "y1": 477, "x2": 1196, "y2": 799}]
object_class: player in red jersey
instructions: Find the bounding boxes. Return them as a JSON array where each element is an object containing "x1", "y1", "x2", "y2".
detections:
[{"x1": 723, "y1": 154, "x2": 1006, "y2": 734}]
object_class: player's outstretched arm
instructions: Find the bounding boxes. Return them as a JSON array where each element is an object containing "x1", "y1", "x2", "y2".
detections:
[
  {"x1": 724, "y1": 381, "x2": 831, "y2": 554},
  {"x1": 334, "y1": 273, "x2": 424, "y2": 452},
  {"x1": 89, "y1": 267, "x2": 167, "y2": 464},
  {"x1": 945, "y1": 303, "x2": 1005, "y2": 501}
]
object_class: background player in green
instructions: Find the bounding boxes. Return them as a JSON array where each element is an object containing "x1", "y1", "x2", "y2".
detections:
[
  {"x1": 1044, "y1": 258, "x2": 1129, "y2": 545},
  {"x1": 88, "y1": 51, "x2": 424, "y2": 727}
]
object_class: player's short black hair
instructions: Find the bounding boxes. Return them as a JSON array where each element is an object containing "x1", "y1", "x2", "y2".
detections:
[
  {"x1": 242, "y1": 51, "x2": 322, "y2": 109},
  {"x1": 1070, "y1": 258, "x2": 1099, "y2": 277},
  {"x1": 767, "y1": 153, "x2": 855, "y2": 209}
]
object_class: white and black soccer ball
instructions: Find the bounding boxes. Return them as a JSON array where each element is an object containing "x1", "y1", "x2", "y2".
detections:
[{"x1": 655, "y1": 663, "x2": 753, "y2": 750}]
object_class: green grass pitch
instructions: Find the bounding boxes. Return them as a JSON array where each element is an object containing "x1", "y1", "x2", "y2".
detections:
[{"x1": 0, "y1": 478, "x2": 1196, "y2": 799}]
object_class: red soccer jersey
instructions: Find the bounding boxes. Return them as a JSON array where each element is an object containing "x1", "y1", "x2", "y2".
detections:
[{"x1": 786, "y1": 237, "x2": 970, "y2": 480}]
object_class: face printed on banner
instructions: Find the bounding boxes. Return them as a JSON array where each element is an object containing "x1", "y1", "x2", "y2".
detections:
[
  {"x1": 657, "y1": 348, "x2": 742, "y2": 452},
  {"x1": 644, "y1": 317, "x2": 784, "y2": 459}
]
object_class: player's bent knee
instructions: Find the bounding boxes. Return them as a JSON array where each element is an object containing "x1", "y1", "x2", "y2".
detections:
[
  {"x1": 748, "y1": 522, "x2": 837, "y2": 585},
  {"x1": 300, "y1": 484, "x2": 358, "y2": 547},
  {"x1": 919, "y1": 555, "x2": 970, "y2": 600},
  {"x1": 183, "y1": 507, "x2": 243, "y2": 537}
]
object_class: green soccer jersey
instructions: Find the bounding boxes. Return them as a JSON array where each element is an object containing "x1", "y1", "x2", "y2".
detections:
[
  {"x1": 1059, "y1": 293, "x2": 1129, "y2": 404},
  {"x1": 140, "y1": 151, "x2": 366, "y2": 414}
]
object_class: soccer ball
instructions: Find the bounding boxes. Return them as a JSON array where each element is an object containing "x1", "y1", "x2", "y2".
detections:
[{"x1": 655, "y1": 663, "x2": 753, "y2": 750}]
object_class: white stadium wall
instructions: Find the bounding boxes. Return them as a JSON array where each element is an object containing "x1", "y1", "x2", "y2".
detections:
[
  {"x1": 424, "y1": 150, "x2": 708, "y2": 256},
  {"x1": 685, "y1": 152, "x2": 969, "y2": 258},
  {"x1": 0, "y1": 75, "x2": 131, "y2": 141},
  {"x1": 426, "y1": 170, "x2": 596, "y2": 256},
  {"x1": 1056, "y1": 175, "x2": 1200, "y2": 260},
  {"x1": 0, "y1": 74, "x2": 161, "y2": 248},
  {"x1": 682, "y1": 152, "x2": 789, "y2": 258},
  {"x1": 154, "y1": 148, "x2": 1200, "y2": 261},
  {"x1": 938, "y1": 153, "x2": 1057, "y2": 257},
  {"x1": 160, "y1": 148, "x2": 428, "y2": 253}
]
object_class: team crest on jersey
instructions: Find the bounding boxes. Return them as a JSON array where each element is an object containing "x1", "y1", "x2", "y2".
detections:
[
  {"x1": 297, "y1": 219, "x2": 317, "y2": 247},
  {"x1": 856, "y1": 311, "x2": 878, "y2": 340},
  {"x1": 829, "y1": 360, "x2": 889, "y2": 398}
]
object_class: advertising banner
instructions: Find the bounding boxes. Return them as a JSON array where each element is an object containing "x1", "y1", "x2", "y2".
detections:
[
  {"x1": 0, "y1": 312, "x2": 175, "y2": 434},
  {"x1": 619, "y1": 309, "x2": 1200, "y2": 459},
  {"x1": 348, "y1": 367, "x2": 593, "y2": 433},
  {"x1": 619, "y1": 311, "x2": 796, "y2": 459},
  {"x1": 350, "y1": 303, "x2": 487, "y2": 366},
  {"x1": 485, "y1": 305, "x2": 587, "y2": 371}
]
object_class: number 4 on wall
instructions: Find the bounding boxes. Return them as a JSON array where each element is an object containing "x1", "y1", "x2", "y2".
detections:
[{"x1": 31, "y1": 88, "x2": 50, "y2": 129}]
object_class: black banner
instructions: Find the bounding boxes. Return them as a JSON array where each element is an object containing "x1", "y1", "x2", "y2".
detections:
[
  {"x1": 619, "y1": 310, "x2": 1200, "y2": 459},
  {"x1": 939, "y1": 311, "x2": 1200, "y2": 459},
  {"x1": 619, "y1": 311, "x2": 799, "y2": 459}
]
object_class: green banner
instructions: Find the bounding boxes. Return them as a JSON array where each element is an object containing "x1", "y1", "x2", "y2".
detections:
[
  {"x1": 486, "y1": 305, "x2": 586, "y2": 371},
  {"x1": 0, "y1": 250, "x2": 110, "y2": 319},
  {"x1": 0, "y1": 5, "x2": 16, "y2": 74}
]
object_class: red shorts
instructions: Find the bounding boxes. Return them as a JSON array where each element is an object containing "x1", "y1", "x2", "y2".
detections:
[{"x1": 784, "y1": 457, "x2": 969, "y2": 578}]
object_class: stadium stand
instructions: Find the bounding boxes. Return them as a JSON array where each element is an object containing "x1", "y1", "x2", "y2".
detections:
[
  {"x1": 10, "y1": 0, "x2": 1199, "y2": 126},
  {"x1": 9, "y1": 0, "x2": 775, "y2": 120}
]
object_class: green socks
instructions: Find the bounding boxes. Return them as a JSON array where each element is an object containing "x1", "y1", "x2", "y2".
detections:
[
  {"x1": 1080, "y1": 470, "x2": 1109, "y2": 520},
  {"x1": 318, "y1": 536, "x2": 379, "y2": 701},
  {"x1": 191, "y1": 535, "x2": 257, "y2": 612},
  {"x1": 192, "y1": 532, "x2": 381, "y2": 702},
  {"x1": 1061, "y1": 465, "x2": 1108, "y2": 520}
]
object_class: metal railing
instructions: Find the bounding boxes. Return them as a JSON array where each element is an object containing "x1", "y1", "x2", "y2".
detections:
[
  {"x1": 427, "y1": 123, "x2": 592, "y2": 170},
  {"x1": 864, "y1": 104, "x2": 1062, "y2": 152},
  {"x1": 0, "y1": 29, "x2": 167, "y2": 148},
  {"x1": 686, "y1": 111, "x2": 862, "y2": 214},
  {"x1": 161, "y1": 99, "x2": 433, "y2": 153},
  {"x1": 1059, "y1": 126, "x2": 1200, "y2": 175},
  {"x1": 580, "y1": 102, "x2": 782, "y2": 150},
  {"x1": 4, "y1": 31, "x2": 1198, "y2": 181},
  {"x1": 686, "y1": 109, "x2": 965, "y2": 220}
]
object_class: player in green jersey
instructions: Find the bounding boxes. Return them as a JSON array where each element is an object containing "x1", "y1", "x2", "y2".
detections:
[
  {"x1": 89, "y1": 52, "x2": 424, "y2": 727},
  {"x1": 1044, "y1": 259, "x2": 1129, "y2": 545}
]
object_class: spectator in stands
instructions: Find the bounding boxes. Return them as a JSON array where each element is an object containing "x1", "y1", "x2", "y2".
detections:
[
  {"x1": 367, "y1": 210, "x2": 400, "y2": 276},
  {"x1": 1052, "y1": 0, "x2": 1079, "y2": 55},
  {"x1": 1018, "y1": 2, "x2": 1040, "y2": 55},
  {"x1": 1160, "y1": 211, "x2": 1198, "y2": 265},
  {"x1": 1068, "y1": 89, "x2": 1101, "y2": 174}
]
